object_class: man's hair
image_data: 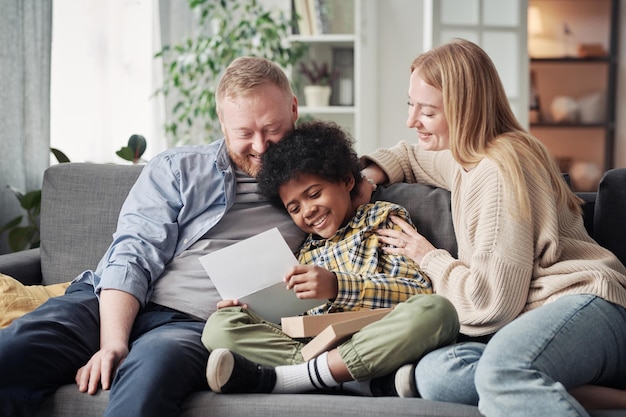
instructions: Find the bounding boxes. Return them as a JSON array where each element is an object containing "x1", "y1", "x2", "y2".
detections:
[
  {"x1": 258, "y1": 120, "x2": 363, "y2": 207},
  {"x1": 216, "y1": 56, "x2": 294, "y2": 115}
]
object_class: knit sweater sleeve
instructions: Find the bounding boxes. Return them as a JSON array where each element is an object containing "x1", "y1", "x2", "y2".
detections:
[
  {"x1": 362, "y1": 141, "x2": 454, "y2": 188},
  {"x1": 420, "y1": 160, "x2": 534, "y2": 336}
]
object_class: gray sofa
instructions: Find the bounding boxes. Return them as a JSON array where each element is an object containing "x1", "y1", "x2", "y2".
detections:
[{"x1": 1, "y1": 162, "x2": 625, "y2": 417}]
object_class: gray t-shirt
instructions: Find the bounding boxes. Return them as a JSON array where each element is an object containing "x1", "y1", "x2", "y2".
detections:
[{"x1": 150, "y1": 169, "x2": 305, "y2": 320}]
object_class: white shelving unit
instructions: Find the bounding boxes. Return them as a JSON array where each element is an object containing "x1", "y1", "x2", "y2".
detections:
[{"x1": 288, "y1": 0, "x2": 378, "y2": 154}]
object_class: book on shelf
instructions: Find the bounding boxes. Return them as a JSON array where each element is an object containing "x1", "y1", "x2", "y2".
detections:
[
  {"x1": 307, "y1": 0, "x2": 321, "y2": 35},
  {"x1": 300, "y1": 309, "x2": 392, "y2": 361},
  {"x1": 294, "y1": 0, "x2": 329, "y2": 36},
  {"x1": 293, "y1": 0, "x2": 312, "y2": 36}
]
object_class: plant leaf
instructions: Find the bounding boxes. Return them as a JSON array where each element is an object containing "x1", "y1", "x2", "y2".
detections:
[
  {"x1": 20, "y1": 190, "x2": 41, "y2": 210},
  {"x1": 8, "y1": 226, "x2": 36, "y2": 252},
  {"x1": 7, "y1": 185, "x2": 25, "y2": 202},
  {"x1": 51, "y1": 147, "x2": 71, "y2": 163},
  {"x1": 116, "y1": 147, "x2": 135, "y2": 162},
  {"x1": 0, "y1": 216, "x2": 23, "y2": 234},
  {"x1": 127, "y1": 134, "x2": 147, "y2": 161}
]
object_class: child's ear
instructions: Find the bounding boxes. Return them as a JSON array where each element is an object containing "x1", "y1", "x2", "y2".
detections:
[{"x1": 344, "y1": 174, "x2": 356, "y2": 192}]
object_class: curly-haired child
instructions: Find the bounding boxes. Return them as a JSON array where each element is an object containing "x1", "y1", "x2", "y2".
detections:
[{"x1": 201, "y1": 120, "x2": 459, "y2": 397}]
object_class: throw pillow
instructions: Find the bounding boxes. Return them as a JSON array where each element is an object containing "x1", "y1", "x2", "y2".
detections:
[
  {"x1": 372, "y1": 182, "x2": 458, "y2": 257},
  {"x1": 0, "y1": 273, "x2": 70, "y2": 328}
]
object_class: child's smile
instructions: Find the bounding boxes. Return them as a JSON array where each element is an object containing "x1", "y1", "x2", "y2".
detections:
[{"x1": 279, "y1": 173, "x2": 355, "y2": 238}]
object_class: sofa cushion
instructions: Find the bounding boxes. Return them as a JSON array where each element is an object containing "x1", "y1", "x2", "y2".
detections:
[
  {"x1": 37, "y1": 385, "x2": 485, "y2": 417},
  {"x1": 40, "y1": 163, "x2": 143, "y2": 285},
  {"x1": 372, "y1": 183, "x2": 457, "y2": 257}
]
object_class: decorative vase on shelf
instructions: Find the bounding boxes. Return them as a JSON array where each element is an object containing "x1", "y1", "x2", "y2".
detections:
[{"x1": 303, "y1": 85, "x2": 331, "y2": 107}]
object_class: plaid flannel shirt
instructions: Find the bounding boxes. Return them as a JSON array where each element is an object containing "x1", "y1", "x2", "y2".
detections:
[{"x1": 298, "y1": 201, "x2": 432, "y2": 315}]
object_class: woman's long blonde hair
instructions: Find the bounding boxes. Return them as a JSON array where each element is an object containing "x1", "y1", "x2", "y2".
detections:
[{"x1": 411, "y1": 39, "x2": 582, "y2": 219}]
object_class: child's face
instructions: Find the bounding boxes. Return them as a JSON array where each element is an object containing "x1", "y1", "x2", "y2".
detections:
[{"x1": 279, "y1": 173, "x2": 355, "y2": 238}]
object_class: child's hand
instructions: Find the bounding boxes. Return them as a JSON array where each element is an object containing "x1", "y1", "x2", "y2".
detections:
[
  {"x1": 216, "y1": 299, "x2": 248, "y2": 309},
  {"x1": 284, "y1": 265, "x2": 338, "y2": 300}
]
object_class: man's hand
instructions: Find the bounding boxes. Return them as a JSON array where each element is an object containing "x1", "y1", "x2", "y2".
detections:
[
  {"x1": 76, "y1": 343, "x2": 129, "y2": 394},
  {"x1": 284, "y1": 264, "x2": 338, "y2": 300},
  {"x1": 76, "y1": 289, "x2": 139, "y2": 395}
]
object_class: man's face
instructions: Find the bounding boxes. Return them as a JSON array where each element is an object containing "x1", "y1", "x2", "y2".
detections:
[
  {"x1": 219, "y1": 84, "x2": 298, "y2": 177},
  {"x1": 279, "y1": 173, "x2": 355, "y2": 239}
]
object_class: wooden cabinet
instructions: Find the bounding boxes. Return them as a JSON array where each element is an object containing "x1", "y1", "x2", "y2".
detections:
[
  {"x1": 528, "y1": 0, "x2": 618, "y2": 190},
  {"x1": 289, "y1": 0, "x2": 377, "y2": 153}
]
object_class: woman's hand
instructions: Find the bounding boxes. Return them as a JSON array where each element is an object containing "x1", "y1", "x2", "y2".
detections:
[
  {"x1": 284, "y1": 264, "x2": 338, "y2": 300},
  {"x1": 216, "y1": 299, "x2": 248, "y2": 309},
  {"x1": 376, "y1": 215, "x2": 436, "y2": 264}
]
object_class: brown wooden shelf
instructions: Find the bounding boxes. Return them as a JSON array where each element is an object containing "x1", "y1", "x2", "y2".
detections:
[
  {"x1": 530, "y1": 122, "x2": 607, "y2": 128},
  {"x1": 528, "y1": 0, "x2": 618, "y2": 172},
  {"x1": 530, "y1": 56, "x2": 610, "y2": 63}
]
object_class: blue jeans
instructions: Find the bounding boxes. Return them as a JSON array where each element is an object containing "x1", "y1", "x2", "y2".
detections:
[
  {"x1": 0, "y1": 282, "x2": 208, "y2": 417},
  {"x1": 415, "y1": 294, "x2": 626, "y2": 417}
]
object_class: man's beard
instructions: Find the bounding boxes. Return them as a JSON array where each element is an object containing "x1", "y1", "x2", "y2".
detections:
[{"x1": 226, "y1": 138, "x2": 260, "y2": 177}]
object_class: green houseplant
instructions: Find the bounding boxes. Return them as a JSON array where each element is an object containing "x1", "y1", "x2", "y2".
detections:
[
  {"x1": 155, "y1": 0, "x2": 306, "y2": 146},
  {"x1": 116, "y1": 134, "x2": 147, "y2": 164},
  {"x1": 0, "y1": 148, "x2": 70, "y2": 252}
]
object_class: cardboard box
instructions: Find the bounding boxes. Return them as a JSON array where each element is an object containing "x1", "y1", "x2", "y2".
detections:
[
  {"x1": 281, "y1": 308, "x2": 393, "y2": 338},
  {"x1": 300, "y1": 309, "x2": 392, "y2": 361}
]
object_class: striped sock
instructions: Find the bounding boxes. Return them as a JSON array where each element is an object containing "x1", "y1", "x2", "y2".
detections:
[{"x1": 272, "y1": 352, "x2": 339, "y2": 393}]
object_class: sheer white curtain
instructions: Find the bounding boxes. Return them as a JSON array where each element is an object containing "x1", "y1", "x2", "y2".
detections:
[
  {"x1": 50, "y1": 0, "x2": 169, "y2": 164},
  {"x1": 157, "y1": 0, "x2": 199, "y2": 147},
  {"x1": 0, "y1": 0, "x2": 52, "y2": 254},
  {"x1": 1, "y1": 1, "x2": 205, "y2": 253}
]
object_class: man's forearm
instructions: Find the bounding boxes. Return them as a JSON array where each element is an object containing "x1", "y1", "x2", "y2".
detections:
[{"x1": 99, "y1": 289, "x2": 140, "y2": 349}]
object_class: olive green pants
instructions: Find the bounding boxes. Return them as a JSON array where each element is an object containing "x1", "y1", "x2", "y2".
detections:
[{"x1": 202, "y1": 294, "x2": 459, "y2": 381}]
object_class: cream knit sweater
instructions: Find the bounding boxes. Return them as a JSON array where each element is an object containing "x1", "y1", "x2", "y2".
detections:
[{"x1": 365, "y1": 141, "x2": 626, "y2": 336}]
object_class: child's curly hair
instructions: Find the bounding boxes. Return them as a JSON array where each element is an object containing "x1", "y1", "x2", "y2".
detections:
[{"x1": 258, "y1": 120, "x2": 363, "y2": 208}]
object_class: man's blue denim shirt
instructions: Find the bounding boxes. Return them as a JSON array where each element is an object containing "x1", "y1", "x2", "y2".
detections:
[{"x1": 74, "y1": 139, "x2": 236, "y2": 306}]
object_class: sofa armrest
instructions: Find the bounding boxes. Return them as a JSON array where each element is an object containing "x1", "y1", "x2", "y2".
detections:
[
  {"x1": 0, "y1": 248, "x2": 43, "y2": 285},
  {"x1": 594, "y1": 168, "x2": 626, "y2": 266}
]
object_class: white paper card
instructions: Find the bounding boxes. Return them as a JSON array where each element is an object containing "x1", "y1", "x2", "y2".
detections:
[{"x1": 199, "y1": 227, "x2": 324, "y2": 323}]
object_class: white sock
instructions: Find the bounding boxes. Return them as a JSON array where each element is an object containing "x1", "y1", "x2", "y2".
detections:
[{"x1": 272, "y1": 352, "x2": 339, "y2": 393}]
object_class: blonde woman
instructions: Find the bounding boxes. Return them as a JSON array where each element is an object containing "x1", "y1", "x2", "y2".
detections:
[{"x1": 360, "y1": 39, "x2": 626, "y2": 416}]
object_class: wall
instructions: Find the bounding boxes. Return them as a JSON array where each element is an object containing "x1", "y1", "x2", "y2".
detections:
[{"x1": 375, "y1": 0, "x2": 426, "y2": 150}]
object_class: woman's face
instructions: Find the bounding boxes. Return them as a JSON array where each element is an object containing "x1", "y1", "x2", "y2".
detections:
[{"x1": 406, "y1": 70, "x2": 450, "y2": 151}]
